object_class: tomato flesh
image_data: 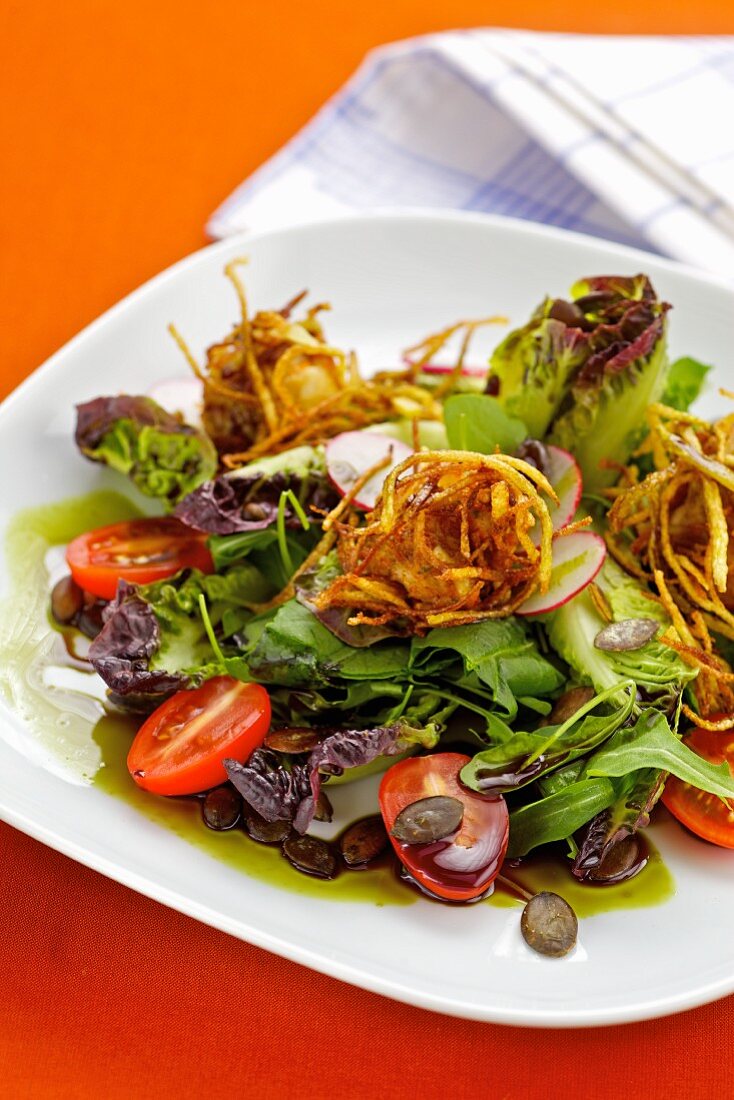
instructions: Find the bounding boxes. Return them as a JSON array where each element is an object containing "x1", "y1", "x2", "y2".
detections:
[
  {"x1": 128, "y1": 676, "x2": 271, "y2": 796},
  {"x1": 662, "y1": 724, "x2": 734, "y2": 849},
  {"x1": 379, "y1": 752, "x2": 509, "y2": 902},
  {"x1": 66, "y1": 517, "x2": 213, "y2": 600}
]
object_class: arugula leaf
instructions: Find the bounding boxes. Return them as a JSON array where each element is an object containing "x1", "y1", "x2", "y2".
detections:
[
  {"x1": 507, "y1": 779, "x2": 618, "y2": 858},
  {"x1": 443, "y1": 394, "x2": 527, "y2": 455},
  {"x1": 587, "y1": 710, "x2": 734, "y2": 799},
  {"x1": 410, "y1": 620, "x2": 564, "y2": 718},
  {"x1": 460, "y1": 681, "x2": 635, "y2": 793},
  {"x1": 537, "y1": 759, "x2": 586, "y2": 796},
  {"x1": 661, "y1": 356, "x2": 710, "y2": 412}
]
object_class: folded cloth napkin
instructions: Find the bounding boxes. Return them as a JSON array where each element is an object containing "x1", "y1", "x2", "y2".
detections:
[{"x1": 208, "y1": 30, "x2": 734, "y2": 278}]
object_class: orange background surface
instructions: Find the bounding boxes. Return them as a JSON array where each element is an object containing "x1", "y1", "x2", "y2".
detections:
[{"x1": 2, "y1": 3, "x2": 734, "y2": 1097}]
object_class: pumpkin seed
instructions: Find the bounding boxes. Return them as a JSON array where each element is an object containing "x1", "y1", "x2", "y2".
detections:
[
  {"x1": 521, "y1": 892, "x2": 578, "y2": 957},
  {"x1": 594, "y1": 618, "x2": 660, "y2": 652},
  {"x1": 244, "y1": 811, "x2": 291, "y2": 845},
  {"x1": 313, "y1": 790, "x2": 333, "y2": 823},
  {"x1": 264, "y1": 727, "x2": 323, "y2": 754},
  {"x1": 391, "y1": 795, "x2": 464, "y2": 845},
  {"x1": 282, "y1": 834, "x2": 338, "y2": 879},
  {"x1": 51, "y1": 575, "x2": 84, "y2": 625},
  {"x1": 340, "y1": 816, "x2": 388, "y2": 866},
  {"x1": 589, "y1": 835, "x2": 647, "y2": 884},
  {"x1": 202, "y1": 786, "x2": 241, "y2": 831},
  {"x1": 548, "y1": 686, "x2": 596, "y2": 726}
]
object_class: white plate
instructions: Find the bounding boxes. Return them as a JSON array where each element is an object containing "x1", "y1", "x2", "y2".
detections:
[{"x1": 2, "y1": 210, "x2": 733, "y2": 1028}]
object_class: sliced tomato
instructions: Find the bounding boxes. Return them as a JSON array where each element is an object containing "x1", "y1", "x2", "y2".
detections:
[
  {"x1": 662, "y1": 723, "x2": 734, "y2": 849},
  {"x1": 379, "y1": 753, "x2": 509, "y2": 902},
  {"x1": 66, "y1": 517, "x2": 213, "y2": 599},
  {"x1": 128, "y1": 676, "x2": 270, "y2": 796}
]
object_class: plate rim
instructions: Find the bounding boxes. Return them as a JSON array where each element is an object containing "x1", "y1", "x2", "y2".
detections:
[
  {"x1": 3, "y1": 207, "x2": 732, "y2": 424},
  {"x1": 2, "y1": 208, "x2": 734, "y2": 1028}
]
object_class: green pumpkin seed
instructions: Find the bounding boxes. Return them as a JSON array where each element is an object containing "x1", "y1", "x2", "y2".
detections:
[
  {"x1": 594, "y1": 618, "x2": 659, "y2": 652},
  {"x1": 391, "y1": 795, "x2": 464, "y2": 845},
  {"x1": 521, "y1": 892, "x2": 578, "y2": 957}
]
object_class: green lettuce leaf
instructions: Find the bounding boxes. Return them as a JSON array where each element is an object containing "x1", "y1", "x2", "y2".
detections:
[
  {"x1": 488, "y1": 274, "x2": 671, "y2": 491},
  {"x1": 443, "y1": 394, "x2": 527, "y2": 454},
  {"x1": 145, "y1": 565, "x2": 272, "y2": 677},
  {"x1": 88, "y1": 563, "x2": 273, "y2": 698},
  {"x1": 75, "y1": 395, "x2": 217, "y2": 506},
  {"x1": 488, "y1": 302, "x2": 589, "y2": 438},
  {"x1": 661, "y1": 356, "x2": 710, "y2": 412},
  {"x1": 546, "y1": 557, "x2": 697, "y2": 703},
  {"x1": 243, "y1": 600, "x2": 411, "y2": 687},
  {"x1": 410, "y1": 619, "x2": 564, "y2": 718},
  {"x1": 587, "y1": 710, "x2": 734, "y2": 799}
]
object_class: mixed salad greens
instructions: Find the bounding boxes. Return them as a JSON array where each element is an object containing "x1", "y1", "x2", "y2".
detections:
[{"x1": 51, "y1": 263, "x2": 734, "y2": 950}]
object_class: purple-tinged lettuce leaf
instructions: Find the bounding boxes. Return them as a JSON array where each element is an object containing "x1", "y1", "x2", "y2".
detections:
[
  {"x1": 88, "y1": 581, "x2": 188, "y2": 700},
  {"x1": 488, "y1": 274, "x2": 671, "y2": 490},
  {"x1": 89, "y1": 565, "x2": 270, "y2": 702},
  {"x1": 174, "y1": 446, "x2": 338, "y2": 536},
  {"x1": 75, "y1": 395, "x2": 217, "y2": 506},
  {"x1": 571, "y1": 768, "x2": 665, "y2": 881},
  {"x1": 223, "y1": 748, "x2": 313, "y2": 826},
  {"x1": 225, "y1": 720, "x2": 438, "y2": 834},
  {"x1": 295, "y1": 550, "x2": 401, "y2": 647}
]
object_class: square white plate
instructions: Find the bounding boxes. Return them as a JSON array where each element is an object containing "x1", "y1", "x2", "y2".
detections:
[{"x1": 2, "y1": 210, "x2": 733, "y2": 1027}]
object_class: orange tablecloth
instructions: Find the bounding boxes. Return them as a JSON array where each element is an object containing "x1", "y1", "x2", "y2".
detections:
[{"x1": 2, "y1": 4, "x2": 734, "y2": 1097}]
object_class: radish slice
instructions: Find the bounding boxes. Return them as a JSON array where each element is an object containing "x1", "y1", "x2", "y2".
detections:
[
  {"x1": 147, "y1": 376, "x2": 204, "y2": 427},
  {"x1": 517, "y1": 531, "x2": 606, "y2": 616},
  {"x1": 326, "y1": 430, "x2": 413, "y2": 510},
  {"x1": 420, "y1": 361, "x2": 488, "y2": 379},
  {"x1": 402, "y1": 354, "x2": 488, "y2": 379},
  {"x1": 543, "y1": 444, "x2": 583, "y2": 533}
]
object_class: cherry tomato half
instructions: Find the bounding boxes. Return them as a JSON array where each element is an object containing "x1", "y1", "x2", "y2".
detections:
[
  {"x1": 128, "y1": 676, "x2": 271, "y2": 796},
  {"x1": 66, "y1": 517, "x2": 213, "y2": 599},
  {"x1": 379, "y1": 753, "x2": 509, "y2": 902},
  {"x1": 662, "y1": 722, "x2": 734, "y2": 849}
]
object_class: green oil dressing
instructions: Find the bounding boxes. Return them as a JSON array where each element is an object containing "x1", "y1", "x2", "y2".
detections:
[
  {"x1": 0, "y1": 491, "x2": 411, "y2": 905},
  {"x1": 1, "y1": 493, "x2": 672, "y2": 914},
  {"x1": 489, "y1": 844, "x2": 675, "y2": 917},
  {"x1": 92, "y1": 713, "x2": 413, "y2": 906},
  {"x1": 0, "y1": 492, "x2": 142, "y2": 782}
]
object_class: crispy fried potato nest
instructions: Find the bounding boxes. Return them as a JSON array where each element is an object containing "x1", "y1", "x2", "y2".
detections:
[
  {"x1": 312, "y1": 450, "x2": 557, "y2": 634},
  {"x1": 170, "y1": 260, "x2": 446, "y2": 466},
  {"x1": 607, "y1": 400, "x2": 734, "y2": 728}
]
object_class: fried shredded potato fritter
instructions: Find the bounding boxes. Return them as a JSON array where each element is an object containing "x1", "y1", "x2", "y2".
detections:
[
  {"x1": 607, "y1": 400, "x2": 734, "y2": 727},
  {"x1": 313, "y1": 450, "x2": 558, "y2": 635},
  {"x1": 170, "y1": 260, "x2": 451, "y2": 466}
]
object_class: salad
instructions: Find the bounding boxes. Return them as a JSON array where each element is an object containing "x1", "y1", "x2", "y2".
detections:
[{"x1": 50, "y1": 261, "x2": 734, "y2": 957}]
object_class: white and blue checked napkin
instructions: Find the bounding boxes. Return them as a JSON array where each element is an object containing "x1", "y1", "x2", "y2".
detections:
[{"x1": 208, "y1": 30, "x2": 734, "y2": 278}]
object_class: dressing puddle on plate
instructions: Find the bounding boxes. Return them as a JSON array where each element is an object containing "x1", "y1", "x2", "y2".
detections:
[{"x1": 0, "y1": 491, "x2": 675, "y2": 915}]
